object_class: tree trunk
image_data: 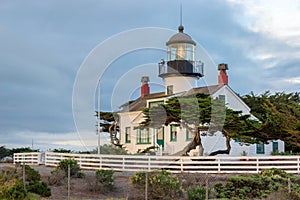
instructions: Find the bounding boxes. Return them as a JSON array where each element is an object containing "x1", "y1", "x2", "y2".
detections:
[
  {"x1": 109, "y1": 121, "x2": 122, "y2": 148},
  {"x1": 209, "y1": 135, "x2": 231, "y2": 156},
  {"x1": 172, "y1": 128, "x2": 204, "y2": 156}
]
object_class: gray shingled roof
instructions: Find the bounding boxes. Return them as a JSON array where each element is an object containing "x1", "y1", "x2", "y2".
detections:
[{"x1": 120, "y1": 85, "x2": 221, "y2": 112}]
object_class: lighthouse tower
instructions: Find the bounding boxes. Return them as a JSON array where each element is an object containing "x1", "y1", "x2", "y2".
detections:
[{"x1": 158, "y1": 24, "x2": 204, "y2": 95}]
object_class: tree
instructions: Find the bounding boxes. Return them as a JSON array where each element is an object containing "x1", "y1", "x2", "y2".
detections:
[
  {"x1": 140, "y1": 93, "x2": 257, "y2": 156},
  {"x1": 90, "y1": 144, "x2": 127, "y2": 155},
  {"x1": 53, "y1": 148, "x2": 71, "y2": 153},
  {"x1": 0, "y1": 146, "x2": 11, "y2": 160},
  {"x1": 95, "y1": 111, "x2": 121, "y2": 147},
  {"x1": 10, "y1": 147, "x2": 39, "y2": 154},
  {"x1": 242, "y1": 92, "x2": 300, "y2": 150}
]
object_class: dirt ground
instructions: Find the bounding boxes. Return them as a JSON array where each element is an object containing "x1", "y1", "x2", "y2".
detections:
[
  {"x1": 1, "y1": 163, "x2": 299, "y2": 199},
  {"x1": 1, "y1": 163, "x2": 138, "y2": 199},
  {"x1": 0, "y1": 163, "x2": 230, "y2": 199}
]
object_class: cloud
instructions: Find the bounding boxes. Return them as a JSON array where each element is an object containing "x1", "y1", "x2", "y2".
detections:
[
  {"x1": 0, "y1": 0, "x2": 299, "y2": 150},
  {"x1": 2, "y1": 130, "x2": 110, "y2": 151},
  {"x1": 227, "y1": 0, "x2": 300, "y2": 46}
]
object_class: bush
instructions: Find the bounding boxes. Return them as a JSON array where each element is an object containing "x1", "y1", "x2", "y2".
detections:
[
  {"x1": 187, "y1": 186, "x2": 208, "y2": 200},
  {"x1": 96, "y1": 169, "x2": 114, "y2": 190},
  {"x1": 261, "y1": 168, "x2": 294, "y2": 180},
  {"x1": 0, "y1": 167, "x2": 27, "y2": 199},
  {"x1": 131, "y1": 170, "x2": 182, "y2": 200},
  {"x1": 24, "y1": 165, "x2": 40, "y2": 182},
  {"x1": 48, "y1": 169, "x2": 65, "y2": 186},
  {"x1": 0, "y1": 177, "x2": 27, "y2": 199},
  {"x1": 0, "y1": 165, "x2": 51, "y2": 198},
  {"x1": 27, "y1": 181, "x2": 51, "y2": 197},
  {"x1": 214, "y1": 168, "x2": 299, "y2": 199},
  {"x1": 24, "y1": 165, "x2": 51, "y2": 197},
  {"x1": 56, "y1": 158, "x2": 84, "y2": 178}
]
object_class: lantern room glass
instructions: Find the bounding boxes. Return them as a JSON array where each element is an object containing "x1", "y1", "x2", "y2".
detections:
[{"x1": 167, "y1": 44, "x2": 195, "y2": 61}]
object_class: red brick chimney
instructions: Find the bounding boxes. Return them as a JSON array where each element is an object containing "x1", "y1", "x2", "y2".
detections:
[
  {"x1": 218, "y1": 63, "x2": 229, "y2": 86},
  {"x1": 141, "y1": 76, "x2": 150, "y2": 97}
]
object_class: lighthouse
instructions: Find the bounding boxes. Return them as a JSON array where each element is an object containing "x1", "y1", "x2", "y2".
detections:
[{"x1": 158, "y1": 24, "x2": 204, "y2": 95}]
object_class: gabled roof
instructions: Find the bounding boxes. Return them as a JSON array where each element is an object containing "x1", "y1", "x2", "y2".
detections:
[
  {"x1": 120, "y1": 85, "x2": 223, "y2": 112},
  {"x1": 120, "y1": 92, "x2": 166, "y2": 112},
  {"x1": 183, "y1": 85, "x2": 221, "y2": 96}
]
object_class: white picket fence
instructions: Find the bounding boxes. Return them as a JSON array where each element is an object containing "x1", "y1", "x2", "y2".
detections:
[
  {"x1": 13, "y1": 152, "x2": 42, "y2": 165},
  {"x1": 14, "y1": 152, "x2": 300, "y2": 174}
]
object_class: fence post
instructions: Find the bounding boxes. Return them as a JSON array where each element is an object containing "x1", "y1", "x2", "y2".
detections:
[
  {"x1": 205, "y1": 174, "x2": 209, "y2": 200},
  {"x1": 256, "y1": 158, "x2": 259, "y2": 173},
  {"x1": 99, "y1": 155, "x2": 102, "y2": 169},
  {"x1": 288, "y1": 178, "x2": 291, "y2": 193},
  {"x1": 23, "y1": 162, "x2": 26, "y2": 192},
  {"x1": 79, "y1": 156, "x2": 82, "y2": 168},
  {"x1": 148, "y1": 157, "x2": 151, "y2": 171},
  {"x1": 123, "y1": 157, "x2": 125, "y2": 170},
  {"x1": 145, "y1": 171, "x2": 148, "y2": 200},
  {"x1": 181, "y1": 158, "x2": 183, "y2": 173},
  {"x1": 297, "y1": 157, "x2": 300, "y2": 174},
  {"x1": 218, "y1": 158, "x2": 221, "y2": 173},
  {"x1": 67, "y1": 164, "x2": 70, "y2": 200}
]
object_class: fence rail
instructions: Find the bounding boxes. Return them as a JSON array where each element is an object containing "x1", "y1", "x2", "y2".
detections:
[
  {"x1": 13, "y1": 152, "x2": 42, "y2": 165},
  {"x1": 13, "y1": 152, "x2": 300, "y2": 174}
]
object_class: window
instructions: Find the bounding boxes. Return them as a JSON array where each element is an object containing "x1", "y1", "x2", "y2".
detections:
[
  {"x1": 176, "y1": 44, "x2": 186, "y2": 60},
  {"x1": 218, "y1": 95, "x2": 225, "y2": 102},
  {"x1": 167, "y1": 47, "x2": 177, "y2": 61},
  {"x1": 148, "y1": 100, "x2": 164, "y2": 108},
  {"x1": 137, "y1": 128, "x2": 151, "y2": 144},
  {"x1": 125, "y1": 127, "x2": 131, "y2": 143},
  {"x1": 167, "y1": 85, "x2": 173, "y2": 95},
  {"x1": 256, "y1": 142, "x2": 265, "y2": 154},
  {"x1": 157, "y1": 127, "x2": 164, "y2": 140},
  {"x1": 273, "y1": 142, "x2": 279, "y2": 153},
  {"x1": 170, "y1": 125, "x2": 177, "y2": 142},
  {"x1": 185, "y1": 45, "x2": 194, "y2": 60},
  {"x1": 186, "y1": 129, "x2": 193, "y2": 141}
]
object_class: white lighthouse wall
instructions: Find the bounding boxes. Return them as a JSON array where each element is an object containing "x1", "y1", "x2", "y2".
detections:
[
  {"x1": 212, "y1": 85, "x2": 251, "y2": 115},
  {"x1": 119, "y1": 111, "x2": 155, "y2": 153},
  {"x1": 119, "y1": 84, "x2": 285, "y2": 156},
  {"x1": 201, "y1": 132, "x2": 284, "y2": 156},
  {"x1": 164, "y1": 76, "x2": 197, "y2": 94}
]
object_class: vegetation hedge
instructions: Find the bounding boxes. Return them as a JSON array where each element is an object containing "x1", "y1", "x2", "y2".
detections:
[{"x1": 214, "y1": 168, "x2": 300, "y2": 199}]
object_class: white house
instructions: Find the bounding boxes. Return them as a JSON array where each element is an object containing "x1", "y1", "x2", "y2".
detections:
[{"x1": 117, "y1": 24, "x2": 284, "y2": 156}]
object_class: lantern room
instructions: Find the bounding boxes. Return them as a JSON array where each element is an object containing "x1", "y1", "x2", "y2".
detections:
[
  {"x1": 158, "y1": 25, "x2": 204, "y2": 79},
  {"x1": 166, "y1": 25, "x2": 196, "y2": 61}
]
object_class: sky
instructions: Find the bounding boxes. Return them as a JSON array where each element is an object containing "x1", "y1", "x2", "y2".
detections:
[{"x1": 0, "y1": 0, "x2": 299, "y2": 151}]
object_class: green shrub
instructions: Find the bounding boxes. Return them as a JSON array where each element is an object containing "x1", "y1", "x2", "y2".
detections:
[
  {"x1": 25, "y1": 165, "x2": 40, "y2": 182},
  {"x1": 214, "y1": 168, "x2": 299, "y2": 199},
  {"x1": 57, "y1": 158, "x2": 84, "y2": 178},
  {"x1": 131, "y1": 170, "x2": 183, "y2": 200},
  {"x1": 187, "y1": 185, "x2": 209, "y2": 200},
  {"x1": 24, "y1": 165, "x2": 51, "y2": 197},
  {"x1": 27, "y1": 181, "x2": 51, "y2": 197},
  {"x1": 0, "y1": 168, "x2": 27, "y2": 199},
  {"x1": 0, "y1": 177, "x2": 27, "y2": 199},
  {"x1": 261, "y1": 168, "x2": 294, "y2": 179},
  {"x1": 95, "y1": 169, "x2": 114, "y2": 190},
  {"x1": 0, "y1": 165, "x2": 52, "y2": 199},
  {"x1": 291, "y1": 183, "x2": 300, "y2": 199}
]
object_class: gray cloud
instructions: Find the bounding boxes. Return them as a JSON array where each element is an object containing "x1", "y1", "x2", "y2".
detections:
[{"x1": 0, "y1": 0, "x2": 298, "y2": 149}]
